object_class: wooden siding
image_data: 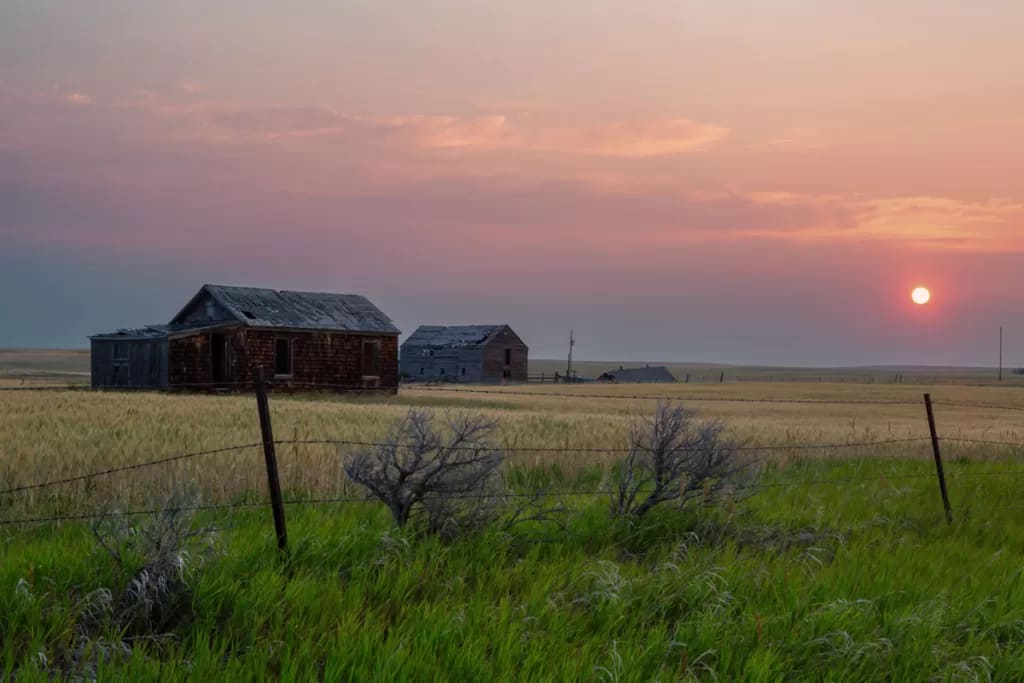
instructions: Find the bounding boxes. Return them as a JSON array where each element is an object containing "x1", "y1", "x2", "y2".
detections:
[
  {"x1": 168, "y1": 327, "x2": 398, "y2": 391},
  {"x1": 482, "y1": 328, "x2": 528, "y2": 382},
  {"x1": 90, "y1": 338, "x2": 168, "y2": 389},
  {"x1": 174, "y1": 291, "x2": 235, "y2": 324}
]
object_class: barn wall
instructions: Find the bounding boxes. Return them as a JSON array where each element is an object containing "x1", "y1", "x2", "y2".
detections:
[
  {"x1": 168, "y1": 327, "x2": 398, "y2": 391},
  {"x1": 482, "y1": 329, "x2": 528, "y2": 382}
]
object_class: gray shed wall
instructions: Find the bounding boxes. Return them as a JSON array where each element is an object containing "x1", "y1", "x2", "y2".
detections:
[
  {"x1": 401, "y1": 347, "x2": 485, "y2": 382},
  {"x1": 91, "y1": 338, "x2": 168, "y2": 389}
]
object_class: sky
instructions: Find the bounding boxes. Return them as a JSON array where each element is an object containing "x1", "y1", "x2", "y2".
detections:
[{"x1": 1, "y1": 1, "x2": 1022, "y2": 366}]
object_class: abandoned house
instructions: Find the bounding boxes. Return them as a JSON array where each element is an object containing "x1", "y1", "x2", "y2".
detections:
[
  {"x1": 596, "y1": 365, "x2": 676, "y2": 383},
  {"x1": 400, "y1": 325, "x2": 528, "y2": 383},
  {"x1": 90, "y1": 284, "x2": 400, "y2": 391}
]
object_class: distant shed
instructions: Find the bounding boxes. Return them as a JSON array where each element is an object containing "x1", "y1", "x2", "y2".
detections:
[
  {"x1": 596, "y1": 366, "x2": 676, "y2": 383},
  {"x1": 90, "y1": 284, "x2": 400, "y2": 391},
  {"x1": 400, "y1": 325, "x2": 528, "y2": 383}
]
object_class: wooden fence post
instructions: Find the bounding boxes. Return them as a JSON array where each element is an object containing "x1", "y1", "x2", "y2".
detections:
[
  {"x1": 254, "y1": 367, "x2": 288, "y2": 553},
  {"x1": 923, "y1": 393, "x2": 953, "y2": 524}
]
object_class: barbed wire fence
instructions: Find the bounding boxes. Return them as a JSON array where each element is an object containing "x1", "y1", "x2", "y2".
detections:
[{"x1": 1, "y1": 380, "x2": 1022, "y2": 548}]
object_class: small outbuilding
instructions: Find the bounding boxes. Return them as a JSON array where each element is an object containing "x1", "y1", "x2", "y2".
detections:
[
  {"x1": 91, "y1": 284, "x2": 400, "y2": 391},
  {"x1": 400, "y1": 325, "x2": 528, "y2": 383},
  {"x1": 596, "y1": 365, "x2": 676, "y2": 383}
]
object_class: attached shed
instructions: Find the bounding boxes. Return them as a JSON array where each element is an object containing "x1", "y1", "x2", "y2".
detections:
[
  {"x1": 596, "y1": 366, "x2": 676, "y2": 383},
  {"x1": 91, "y1": 284, "x2": 400, "y2": 392},
  {"x1": 400, "y1": 325, "x2": 528, "y2": 383}
]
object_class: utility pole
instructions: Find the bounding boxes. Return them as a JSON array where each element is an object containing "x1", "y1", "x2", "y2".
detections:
[
  {"x1": 566, "y1": 329, "x2": 575, "y2": 382},
  {"x1": 999, "y1": 326, "x2": 1003, "y2": 383}
]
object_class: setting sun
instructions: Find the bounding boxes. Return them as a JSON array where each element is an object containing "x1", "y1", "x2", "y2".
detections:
[{"x1": 911, "y1": 287, "x2": 932, "y2": 305}]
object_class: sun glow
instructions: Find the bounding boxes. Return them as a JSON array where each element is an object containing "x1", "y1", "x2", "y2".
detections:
[{"x1": 911, "y1": 287, "x2": 931, "y2": 305}]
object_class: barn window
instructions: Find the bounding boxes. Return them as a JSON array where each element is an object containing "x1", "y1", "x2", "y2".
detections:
[
  {"x1": 362, "y1": 340, "x2": 380, "y2": 376},
  {"x1": 274, "y1": 338, "x2": 292, "y2": 376},
  {"x1": 504, "y1": 348, "x2": 512, "y2": 365}
]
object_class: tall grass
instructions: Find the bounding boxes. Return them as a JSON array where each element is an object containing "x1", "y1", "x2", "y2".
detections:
[{"x1": 3, "y1": 457, "x2": 1024, "y2": 680}]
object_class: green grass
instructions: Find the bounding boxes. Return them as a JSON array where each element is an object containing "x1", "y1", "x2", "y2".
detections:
[{"x1": 3, "y1": 457, "x2": 1024, "y2": 681}]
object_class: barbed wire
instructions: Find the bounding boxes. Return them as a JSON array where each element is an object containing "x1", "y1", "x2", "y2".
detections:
[
  {"x1": 275, "y1": 436, "x2": 935, "y2": 454},
  {"x1": 0, "y1": 444, "x2": 261, "y2": 496},
  {"x1": 4, "y1": 434, "x2": 1019, "y2": 501}
]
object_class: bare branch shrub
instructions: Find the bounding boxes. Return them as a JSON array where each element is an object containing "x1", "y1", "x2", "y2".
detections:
[
  {"x1": 344, "y1": 409, "x2": 505, "y2": 535},
  {"x1": 612, "y1": 402, "x2": 754, "y2": 518}
]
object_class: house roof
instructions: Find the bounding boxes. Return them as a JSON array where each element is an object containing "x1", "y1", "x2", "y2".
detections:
[
  {"x1": 597, "y1": 366, "x2": 676, "y2": 383},
  {"x1": 402, "y1": 325, "x2": 510, "y2": 349},
  {"x1": 171, "y1": 284, "x2": 400, "y2": 334}
]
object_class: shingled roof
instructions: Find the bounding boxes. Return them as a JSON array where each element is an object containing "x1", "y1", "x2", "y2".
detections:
[
  {"x1": 402, "y1": 325, "x2": 509, "y2": 349},
  {"x1": 597, "y1": 366, "x2": 676, "y2": 383},
  {"x1": 170, "y1": 284, "x2": 400, "y2": 334}
]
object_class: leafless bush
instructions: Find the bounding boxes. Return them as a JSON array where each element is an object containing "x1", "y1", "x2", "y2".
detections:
[
  {"x1": 344, "y1": 409, "x2": 505, "y2": 535},
  {"x1": 612, "y1": 402, "x2": 755, "y2": 518}
]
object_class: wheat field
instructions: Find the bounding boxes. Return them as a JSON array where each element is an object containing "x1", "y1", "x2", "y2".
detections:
[{"x1": 1, "y1": 381, "x2": 1021, "y2": 515}]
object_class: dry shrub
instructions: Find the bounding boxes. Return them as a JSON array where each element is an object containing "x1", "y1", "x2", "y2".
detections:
[
  {"x1": 344, "y1": 409, "x2": 505, "y2": 536},
  {"x1": 612, "y1": 402, "x2": 754, "y2": 518}
]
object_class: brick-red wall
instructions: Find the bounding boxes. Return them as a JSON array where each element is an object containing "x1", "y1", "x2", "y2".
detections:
[{"x1": 168, "y1": 327, "x2": 399, "y2": 392}]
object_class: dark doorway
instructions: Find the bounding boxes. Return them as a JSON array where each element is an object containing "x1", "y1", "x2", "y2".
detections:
[{"x1": 211, "y1": 333, "x2": 227, "y2": 383}]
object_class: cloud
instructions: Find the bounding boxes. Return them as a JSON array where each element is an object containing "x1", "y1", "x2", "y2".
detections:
[
  {"x1": 381, "y1": 115, "x2": 729, "y2": 157},
  {"x1": 560, "y1": 118, "x2": 730, "y2": 157},
  {"x1": 64, "y1": 93, "x2": 92, "y2": 105},
  {"x1": 206, "y1": 106, "x2": 346, "y2": 134},
  {"x1": 745, "y1": 192, "x2": 1024, "y2": 251}
]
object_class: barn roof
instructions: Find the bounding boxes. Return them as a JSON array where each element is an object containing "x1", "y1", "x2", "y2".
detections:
[
  {"x1": 172, "y1": 284, "x2": 400, "y2": 334},
  {"x1": 597, "y1": 366, "x2": 676, "y2": 383},
  {"x1": 402, "y1": 325, "x2": 510, "y2": 349}
]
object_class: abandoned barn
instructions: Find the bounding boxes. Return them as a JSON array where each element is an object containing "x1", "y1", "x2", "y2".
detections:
[
  {"x1": 596, "y1": 366, "x2": 676, "y2": 383},
  {"x1": 91, "y1": 284, "x2": 400, "y2": 391},
  {"x1": 400, "y1": 325, "x2": 528, "y2": 383}
]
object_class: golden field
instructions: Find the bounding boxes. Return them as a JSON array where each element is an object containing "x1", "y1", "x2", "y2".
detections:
[{"x1": 1, "y1": 380, "x2": 1021, "y2": 516}]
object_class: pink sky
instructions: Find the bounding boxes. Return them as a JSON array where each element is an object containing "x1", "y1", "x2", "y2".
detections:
[{"x1": 1, "y1": 1, "x2": 1022, "y2": 365}]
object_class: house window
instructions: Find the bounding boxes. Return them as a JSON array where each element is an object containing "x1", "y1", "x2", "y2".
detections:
[
  {"x1": 274, "y1": 338, "x2": 292, "y2": 376},
  {"x1": 504, "y1": 348, "x2": 512, "y2": 365},
  {"x1": 362, "y1": 340, "x2": 380, "y2": 376}
]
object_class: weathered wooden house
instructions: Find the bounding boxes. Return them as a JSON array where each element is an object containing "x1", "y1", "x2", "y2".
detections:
[
  {"x1": 596, "y1": 365, "x2": 676, "y2": 383},
  {"x1": 400, "y1": 325, "x2": 528, "y2": 383},
  {"x1": 91, "y1": 284, "x2": 400, "y2": 391}
]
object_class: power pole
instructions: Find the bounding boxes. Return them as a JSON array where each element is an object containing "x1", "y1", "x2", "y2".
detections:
[
  {"x1": 999, "y1": 326, "x2": 1003, "y2": 383},
  {"x1": 566, "y1": 329, "x2": 575, "y2": 382}
]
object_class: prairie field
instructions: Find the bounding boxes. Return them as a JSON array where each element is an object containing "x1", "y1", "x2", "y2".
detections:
[{"x1": 2, "y1": 376, "x2": 1024, "y2": 680}]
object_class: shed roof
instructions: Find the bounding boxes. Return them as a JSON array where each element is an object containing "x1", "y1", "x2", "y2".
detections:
[
  {"x1": 402, "y1": 325, "x2": 510, "y2": 349},
  {"x1": 172, "y1": 284, "x2": 400, "y2": 334},
  {"x1": 90, "y1": 322, "x2": 232, "y2": 341},
  {"x1": 597, "y1": 366, "x2": 676, "y2": 383}
]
